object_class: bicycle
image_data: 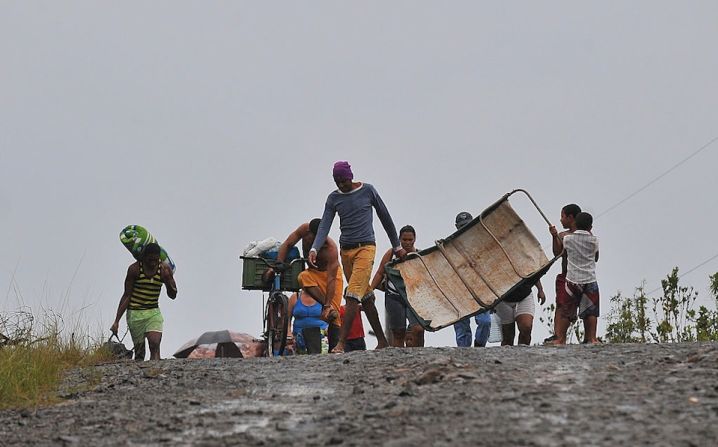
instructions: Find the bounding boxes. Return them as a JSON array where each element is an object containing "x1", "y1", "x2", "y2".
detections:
[{"x1": 240, "y1": 256, "x2": 306, "y2": 357}]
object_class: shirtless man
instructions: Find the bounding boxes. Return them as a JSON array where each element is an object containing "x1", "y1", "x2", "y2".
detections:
[
  {"x1": 270, "y1": 218, "x2": 343, "y2": 351},
  {"x1": 547, "y1": 203, "x2": 581, "y2": 344}
]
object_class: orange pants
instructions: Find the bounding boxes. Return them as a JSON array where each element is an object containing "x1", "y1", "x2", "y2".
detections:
[{"x1": 340, "y1": 245, "x2": 376, "y2": 302}]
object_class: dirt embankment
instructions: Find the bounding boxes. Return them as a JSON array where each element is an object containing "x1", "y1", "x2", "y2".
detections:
[{"x1": 2, "y1": 343, "x2": 718, "y2": 446}]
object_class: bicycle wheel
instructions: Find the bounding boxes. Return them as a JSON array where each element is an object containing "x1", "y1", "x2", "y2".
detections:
[{"x1": 266, "y1": 292, "x2": 289, "y2": 356}]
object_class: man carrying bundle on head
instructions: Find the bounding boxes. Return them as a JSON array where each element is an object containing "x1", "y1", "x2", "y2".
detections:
[{"x1": 111, "y1": 243, "x2": 177, "y2": 361}]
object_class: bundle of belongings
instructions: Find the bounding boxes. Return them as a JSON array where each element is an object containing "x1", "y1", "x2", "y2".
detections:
[
  {"x1": 104, "y1": 334, "x2": 133, "y2": 359},
  {"x1": 120, "y1": 225, "x2": 176, "y2": 272},
  {"x1": 241, "y1": 237, "x2": 303, "y2": 291},
  {"x1": 243, "y1": 237, "x2": 281, "y2": 257},
  {"x1": 242, "y1": 237, "x2": 301, "y2": 262}
]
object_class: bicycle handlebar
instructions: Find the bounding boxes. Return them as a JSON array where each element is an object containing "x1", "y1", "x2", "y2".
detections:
[{"x1": 239, "y1": 256, "x2": 307, "y2": 269}]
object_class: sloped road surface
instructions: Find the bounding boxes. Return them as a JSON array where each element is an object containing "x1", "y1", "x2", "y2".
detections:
[{"x1": 2, "y1": 343, "x2": 718, "y2": 446}]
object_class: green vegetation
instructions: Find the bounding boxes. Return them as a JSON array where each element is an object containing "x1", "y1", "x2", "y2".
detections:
[
  {"x1": 538, "y1": 302, "x2": 585, "y2": 343},
  {"x1": 0, "y1": 309, "x2": 112, "y2": 410},
  {"x1": 606, "y1": 268, "x2": 718, "y2": 343}
]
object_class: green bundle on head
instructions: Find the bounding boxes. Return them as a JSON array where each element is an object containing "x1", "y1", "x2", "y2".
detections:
[{"x1": 119, "y1": 225, "x2": 176, "y2": 272}]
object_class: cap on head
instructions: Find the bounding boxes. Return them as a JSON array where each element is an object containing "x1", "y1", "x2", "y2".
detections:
[
  {"x1": 332, "y1": 161, "x2": 353, "y2": 181},
  {"x1": 455, "y1": 211, "x2": 473, "y2": 229}
]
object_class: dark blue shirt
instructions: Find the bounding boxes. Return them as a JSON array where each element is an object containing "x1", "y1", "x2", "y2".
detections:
[{"x1": 311, "y1": 183, "x2": 401, "y2": 251}]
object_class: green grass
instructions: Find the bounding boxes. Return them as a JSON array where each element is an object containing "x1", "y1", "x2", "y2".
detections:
[{"x1": 0, "y1": 310, "x2": 113, "y2": 410}]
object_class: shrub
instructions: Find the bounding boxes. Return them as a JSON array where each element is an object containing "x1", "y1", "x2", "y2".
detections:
[
  {"x1": 606, "y1": 268, "x2": 718, "y2": 343},
  {"x1": 538, "y1": 302, "x2": 585, "y2": 343},
  {"x1": 0, "y1": 308, "x2": 111, "y2": 409}
]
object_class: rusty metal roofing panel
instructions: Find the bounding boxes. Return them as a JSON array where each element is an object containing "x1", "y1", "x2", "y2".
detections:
[{"x1": 385, "y1": 190, "x2": 559, "y2": 331}]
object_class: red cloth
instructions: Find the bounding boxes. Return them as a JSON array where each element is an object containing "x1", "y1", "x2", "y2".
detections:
[
  {"x1": 339, "y1": 305, "x2": 365, "y2": 340},
  {"x1": 556, "y1": 273, "x2": 600, "y2": 321}
]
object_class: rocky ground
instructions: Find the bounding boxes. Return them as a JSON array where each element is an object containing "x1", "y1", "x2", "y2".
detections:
[{"x1": 2, "y1": 343, "x2": 718, "y2": 446}]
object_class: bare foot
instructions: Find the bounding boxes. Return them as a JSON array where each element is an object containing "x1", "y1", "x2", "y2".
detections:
[
  {"x1": 330, "y1": 343, "x2": 345, "y2": 354},
  {"x1": 544, "y1": 339, "x2": 566, "y2": 346},
  {"x1": 375, "y1": 342, "x2": 388, "y2": 350}
]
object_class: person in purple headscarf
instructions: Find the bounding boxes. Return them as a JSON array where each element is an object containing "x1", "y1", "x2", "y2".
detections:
[{"x1": 309, "y1": 161, "x2": 406, "y2": 353}]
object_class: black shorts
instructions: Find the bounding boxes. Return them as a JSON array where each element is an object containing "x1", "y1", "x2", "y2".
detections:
[
  {"x1": 344, "y1": 337, "x2": 366, "y2": 352},
  {"x1": 385, "y1": 291, "x2": 420, "y2": 330}
]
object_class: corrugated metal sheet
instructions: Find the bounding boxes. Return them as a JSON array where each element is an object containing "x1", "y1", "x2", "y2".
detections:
[{"x1": 386, "y1": 191, "x2": 558, "y2": 331}]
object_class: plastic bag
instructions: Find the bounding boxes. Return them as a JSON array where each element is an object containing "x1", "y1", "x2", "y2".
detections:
[
  {"x1": 243, "y1": 237, "x2": 280, "y2": 257},
  {"x1": 104, "y1": 334, "x2": 133, "y2": 359},
  {"x1": 488, "y1": 311, "x2": 503, "y2": 343}
]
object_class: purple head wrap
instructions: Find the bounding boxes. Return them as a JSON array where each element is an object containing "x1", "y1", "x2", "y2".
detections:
[{"x1": 333, "y1": 161, "x2": 353, "y2": 180}]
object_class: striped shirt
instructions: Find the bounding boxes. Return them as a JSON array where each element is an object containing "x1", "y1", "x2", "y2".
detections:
[
  {"x1": 129, "y1": 263, "x2": 163, "y2": 310},
  {"x1": 563, "y1": 230, "x2": 599, "y2": 284}
]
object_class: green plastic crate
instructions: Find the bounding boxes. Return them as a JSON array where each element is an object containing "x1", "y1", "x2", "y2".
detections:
[{"x1": 241, "y1": 257, "x2": 304, "y2": 291}]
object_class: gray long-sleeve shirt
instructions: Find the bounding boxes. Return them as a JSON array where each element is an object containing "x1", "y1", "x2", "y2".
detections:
[{"x1": 311, "y1": 183, "x2": 401, "y2": 252}]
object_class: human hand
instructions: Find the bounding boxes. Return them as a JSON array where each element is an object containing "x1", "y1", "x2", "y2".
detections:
[
  {"x1": 394, "y1": 248, "x2": 408, "y2": 260},
  {"x1": 376, "y1": 277, "x2": 386, "y2": 292},
  {"x1": 261, "y1": 267, "x2": 276, "y2": 284},
  {"x1": 110, "y1": 321, "x2": 119, "y2": 336},
  {"x1": 308, "y1": 250, "x2": 318, "y2": 268},
  {"x1": 549, "y1": 225, "x2": 558, "y2": 237},
  {"x1": 537, "y1": 289, "x2": 546, "y2": 305}
]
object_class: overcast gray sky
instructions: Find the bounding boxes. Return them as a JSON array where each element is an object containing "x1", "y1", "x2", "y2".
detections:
[{"x1": 2, "y1": 2, "x2": 717, "y2": 353}]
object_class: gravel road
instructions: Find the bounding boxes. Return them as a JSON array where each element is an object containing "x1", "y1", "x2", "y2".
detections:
[{"x1": 2, "y1": 343, "x2": 718, "y2": 446}]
